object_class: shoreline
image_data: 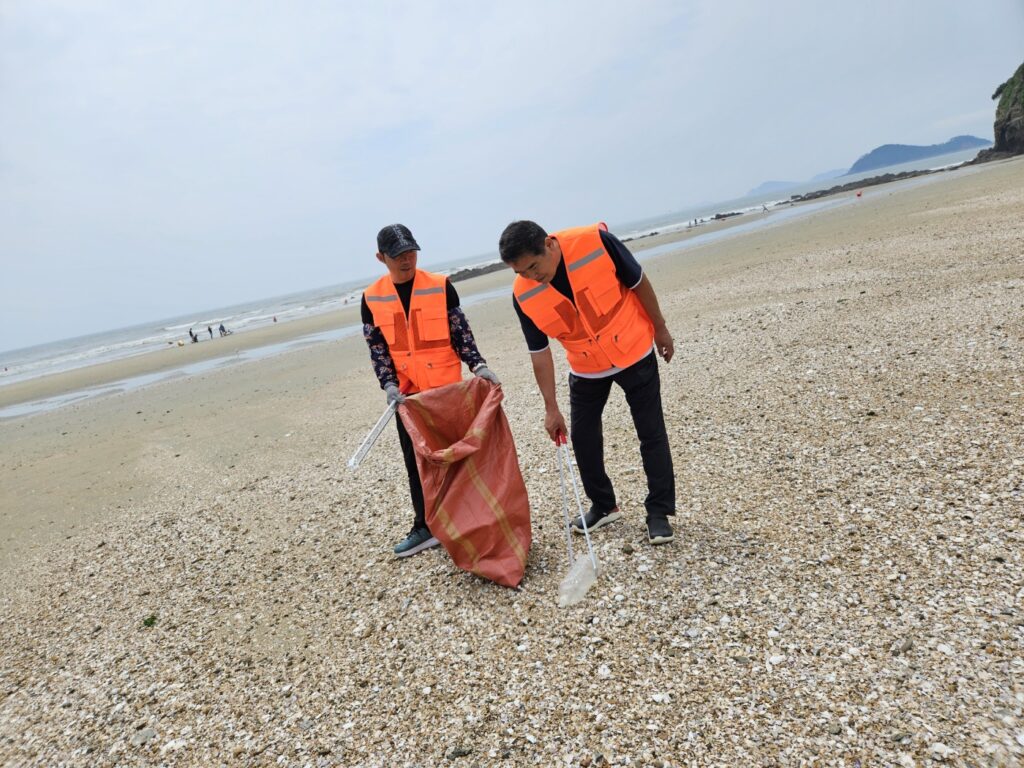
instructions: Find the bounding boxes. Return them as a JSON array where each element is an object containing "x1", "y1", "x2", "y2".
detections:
[
  {"x1": 0, "y1": 268, "x2": 516, "y2": 416},
  {"x1": 0, "y1": 212, "x2": 760, "y2": 417},
  {"x1": 0, "y1": 154, "x2": 1008, "y2": 419},
  {"x1": 786, "y1": 162, "x2": 966, "y2": 203}
]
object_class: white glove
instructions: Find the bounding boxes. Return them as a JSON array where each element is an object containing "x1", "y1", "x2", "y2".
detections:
[
  {"x1": 384, "y1": 383, "x2": 406, "y2": 406},
  {"x1": 474, "y1": 365, "x2": 500, "y2": 385}
]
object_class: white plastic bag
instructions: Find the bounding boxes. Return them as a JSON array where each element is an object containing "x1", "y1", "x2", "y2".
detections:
[
  {"x1": 558, "y1": 552, "x2": 599, "y2": 607},
  {"x1": 556, "y1": 435, "x2": 599, "y2": 607}
]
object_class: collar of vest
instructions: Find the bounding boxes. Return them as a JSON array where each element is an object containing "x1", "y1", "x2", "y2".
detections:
[{"x1": 367, "y1": 269, "x2": 446, "y2": 297}]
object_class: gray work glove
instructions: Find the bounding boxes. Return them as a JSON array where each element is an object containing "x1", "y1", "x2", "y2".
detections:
[
  {"x1": 384, "y1": 383, "x2": 406, "y2": 406},
  {"x1": 474, "y1": 365, "x2": 500, "y2": 385}
]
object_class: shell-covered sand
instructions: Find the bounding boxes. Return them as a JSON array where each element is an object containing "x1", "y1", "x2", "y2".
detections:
[{"x1": 1, "y1": 158, "x2": 1022, "y2": 766}]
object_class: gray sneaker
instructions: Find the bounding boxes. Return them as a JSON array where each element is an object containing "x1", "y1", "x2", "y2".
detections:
[
  {"x1": 394, "y1": 527, "x2": 440, "y2": 558},
  {"x1": 571, "y1": 506, "x2": 622, "y2": 534}
]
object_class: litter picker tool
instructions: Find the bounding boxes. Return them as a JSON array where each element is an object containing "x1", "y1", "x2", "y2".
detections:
[
  {"x1": 347, "y1": 402, "x2": 397, "y2": 469},
  {"x1": 555, "y1": 432, "x2": 599, "y2": 607}
]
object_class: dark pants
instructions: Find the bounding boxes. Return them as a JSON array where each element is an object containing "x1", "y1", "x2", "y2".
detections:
[
  {"x1": 395, "y1": 415, "x2": 427, "y2": 530},
  {"x1": 569, "y1": 351, "x2": 675, "y2": 519}
]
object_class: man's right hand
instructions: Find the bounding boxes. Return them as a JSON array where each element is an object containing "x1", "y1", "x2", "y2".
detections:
[
  {"x1": 544, "y1": 407, "x2": 567, "y2": 442},
  {"x1": 384, "y1": 383, "x2": 406, "y2": 406}
]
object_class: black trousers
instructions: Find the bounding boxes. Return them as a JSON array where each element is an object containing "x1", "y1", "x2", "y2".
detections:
[
  {"x1": 395, "y1": 415, "x2": 427, "y2": 530},
  {"x1": 569, "y1": 351, "x2": 675, "y2": 519}
]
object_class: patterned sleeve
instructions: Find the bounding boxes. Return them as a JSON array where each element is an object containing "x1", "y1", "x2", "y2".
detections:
[
  {"x1": 448, "y1": 307, "x2": 486, "y2": 371},
  {"x1": 363, "y1": 324, "x2": 399, "y2": 389}
]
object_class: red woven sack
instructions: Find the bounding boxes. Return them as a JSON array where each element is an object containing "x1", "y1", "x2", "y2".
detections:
[{"x1": 399, "y1": 377, "x2": 531, "y2": 587}]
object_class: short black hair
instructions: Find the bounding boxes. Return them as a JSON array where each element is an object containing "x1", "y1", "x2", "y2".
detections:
[{"x1": 499, "y1": 220, "x2": 547, "y2": 263}]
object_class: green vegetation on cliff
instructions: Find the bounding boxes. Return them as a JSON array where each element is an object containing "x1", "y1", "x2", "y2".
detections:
[{"x1": 990, "y1": 61, "x2": 1024, "y2": 154}]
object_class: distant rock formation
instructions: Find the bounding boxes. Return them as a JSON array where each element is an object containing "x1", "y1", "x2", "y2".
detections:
[
  {"x1": 975, "y1": 60, "x2": 1024, "y2": 161},
  {"x1": 447, "y1": 261, "x2": 506, "y2": 283},
  {"x1": 748, "y1": 180, "x2": 798, "y2": 196},
  {"x1": 748, "y1": 169, "x2": 845, "y2": 197},
  {"x1": 847, "y1": 135, "x2": 991, "y2": 174},
  {"x1": 787, "y1": 167, "x2": 959, "y2": 204},
  {"x1": 809, "y1": 168, "x2": 847, "y2": 183}
]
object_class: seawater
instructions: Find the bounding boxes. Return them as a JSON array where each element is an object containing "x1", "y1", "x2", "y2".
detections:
[
  {"x1": 0, "y1": 279, "x2": 371, "y2": 387},
  {"x1": 615, "y1": 147, "x2": 984, "y2": 240},
  {"x1": 0, "y1": 147, "x2": 984, "y2": 418}
]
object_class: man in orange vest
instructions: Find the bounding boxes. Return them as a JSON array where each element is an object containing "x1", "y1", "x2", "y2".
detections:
[
  {"x1": 362, "y1": 224, "x2": 500, "y2": 557},
  {"x1": 499, "y1": 220, "x2": 675, "y2": 545}
]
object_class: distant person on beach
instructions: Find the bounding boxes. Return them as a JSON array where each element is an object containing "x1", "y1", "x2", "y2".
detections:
[
  {"x1": 361, "y1": 223, "x2": 500, "y2": 558},
  {"x1": 189, "y1": 328, "x2": 198, "y2": 343},
  {"x1": 499, "y1": 220, "x2": 677, "y2": 546},
  {"x1": 207, "y1": 325, "x2": 213, "y2": 339},
  {"x1": 219, "y1": 323, "x2": 229, "y2": 337}
]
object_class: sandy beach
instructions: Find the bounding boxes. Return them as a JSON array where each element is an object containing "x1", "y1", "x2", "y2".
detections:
[{"x1": 1, "y1": 157, "x2": 1022, "y2": 765}]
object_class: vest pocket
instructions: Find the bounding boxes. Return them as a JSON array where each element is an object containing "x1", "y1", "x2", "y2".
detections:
[
  {"x1": 422, "y1": 357, "x2": 461, "y2": 388},
  {"x1": 534, "y1": 303, "x2": 573, "y2": 338},
  {"x1": 417, "y1": 307, "x2": 449, "y2": 342},
  {"x1": 605, "y1": 315, "x2": 653, "y2": 365},
  {"x1": 585, "y1": 282, "x2": 622, "y2": 316},
  {"x1": 376, "y1": 313, "x2": 398, "y2": 345}
]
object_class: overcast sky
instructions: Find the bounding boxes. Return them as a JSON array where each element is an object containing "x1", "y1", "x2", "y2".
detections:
[{"x1": 1, "y1": 1, "x2": 1022, "y2": 353}]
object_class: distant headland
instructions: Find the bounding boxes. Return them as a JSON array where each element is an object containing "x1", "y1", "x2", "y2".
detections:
[
  {"x1": 749, "y1": 135, "x2": 992, "y2": 196},
  {"x1": 847, "y1": 135, "x2": 992, "y2": 174}
]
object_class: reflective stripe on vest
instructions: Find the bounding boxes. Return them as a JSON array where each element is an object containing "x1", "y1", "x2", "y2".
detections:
[
  {"x1": 513, "y1": 224, "x2": 654, "y2": 373},
  {"x1": 365, "y1": 269, "x2": 462, "y2": 394},
  {"x1": 517, "y1": 283, "x2": 550, "y2": 303},
  {"x1": 567, "y1": 247, "x2": 604, "y2": 272}
]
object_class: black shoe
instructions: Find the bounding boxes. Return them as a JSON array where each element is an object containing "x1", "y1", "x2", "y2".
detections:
[
  {"x1": 646, "y1": 516, "x2": 674, "y2": 545},
  {"x1": 571, "y1": 506, "x2": 622, "y2": 535}
]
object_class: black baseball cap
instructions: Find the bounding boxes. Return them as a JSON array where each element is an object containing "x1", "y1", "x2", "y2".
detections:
[{"x1": 376, "y1": 224, "x2": 420, "y2": 258}]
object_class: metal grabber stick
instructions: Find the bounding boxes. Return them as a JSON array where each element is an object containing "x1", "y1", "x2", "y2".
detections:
[
  {"x1": 556, "y1": 433, "x2": 575, "y2": 567},
  {"x1": 347, "y1": 402, "x2": 398, "y2": 469},
  {"x1": 557, "y1": 432, "x2": 598, "y2": 571}
]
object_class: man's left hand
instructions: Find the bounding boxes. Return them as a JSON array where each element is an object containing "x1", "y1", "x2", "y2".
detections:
[{"x1": 654, "y1": 326, "x2": 674, "y2": 363}]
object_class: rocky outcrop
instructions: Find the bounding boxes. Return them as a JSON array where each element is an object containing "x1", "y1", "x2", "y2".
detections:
[
  {"x1": 447, "y1": 261, "x2": 506, "y2": 283},
  {"x1": 976, "y1": 60, "x2": 1024, "y2": 161},
  {"x1": 787, "y1": 166, "x2": 958, "y2": 204}
]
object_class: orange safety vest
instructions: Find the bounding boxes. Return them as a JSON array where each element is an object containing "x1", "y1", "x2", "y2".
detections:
[
  {"x1": 365, "y1": 270, "x2": 462, "y2": 394},
  {"x1": 513, "y1": 224, "x2": 654, "y2": 374}
]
